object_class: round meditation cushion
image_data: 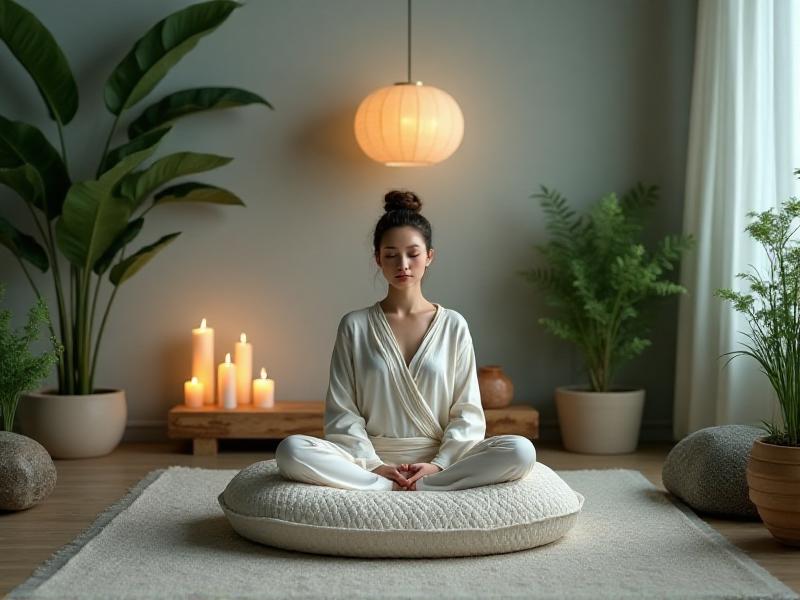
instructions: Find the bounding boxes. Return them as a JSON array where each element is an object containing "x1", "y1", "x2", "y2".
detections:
[{"x1": 218, "y1": 459, "x2": 584, "y2": 558}]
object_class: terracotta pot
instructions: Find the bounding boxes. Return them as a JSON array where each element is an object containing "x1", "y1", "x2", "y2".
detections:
[
  {"x1": 746, "y1": 439, "x2": 800, "y2": 546},
  {"x1": 478, "y1": 365, "x2": 514, "y2": 408},
  {"x1": 555, "y1": 386, "x2": 645, "y2": 454},
  {"x1": 15, "y1": 388, "x2": 127, "y2": 459}
]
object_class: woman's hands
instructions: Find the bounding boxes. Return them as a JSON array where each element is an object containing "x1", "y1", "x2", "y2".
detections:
[
  {"x1": 372, "y1": 462, "x2": 442, "y2": 491},
  {"x1": 371, "y1": 464, "x2": 411, "y2": 489},
  {"x1": 402, "y1": 463, "x2": 442, "y2": 490}
]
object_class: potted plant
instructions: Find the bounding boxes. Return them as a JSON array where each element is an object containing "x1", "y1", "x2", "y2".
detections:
[
  {"x1": 519, "y1": 183, "x2": 693, "y2": 453},
  {"x1": 717, "y1": 191, "x2": 800, "y2": 546},
  {"x1": 0, "y1": 283, "x2": 62, "y2": 433},
  {"x1": 0, "y1": 0, "x2": 272, "y2": 457}
]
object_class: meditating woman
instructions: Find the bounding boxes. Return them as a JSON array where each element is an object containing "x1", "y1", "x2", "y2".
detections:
[{"x1": 275, "y1": 190, "x2": 536, "y2": 491}]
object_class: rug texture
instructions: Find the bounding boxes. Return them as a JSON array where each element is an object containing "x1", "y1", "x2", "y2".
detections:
[{"x1": 7, "y1": 466, "x2": 798, "y2": 600}]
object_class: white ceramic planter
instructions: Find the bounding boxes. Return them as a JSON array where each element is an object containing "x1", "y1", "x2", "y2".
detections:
[
  {"x1": 555, "y1": 386, "x2": 645, "y2": 454},
  {"x1": 15, "y1": 388, "x2": 127, "y2": 459}
]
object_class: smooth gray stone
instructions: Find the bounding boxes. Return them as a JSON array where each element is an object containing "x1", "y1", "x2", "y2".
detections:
[
  {"x1": 662, "y1": 425, "x2": 763, "y2": 519},
  {"x1": 0, "y1": 431, "x2": 57, "y2": 511}
]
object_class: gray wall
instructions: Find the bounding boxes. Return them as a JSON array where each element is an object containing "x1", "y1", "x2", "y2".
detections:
[{"x1": 0, "y1": 0, "x2": 697, "y2": 442}]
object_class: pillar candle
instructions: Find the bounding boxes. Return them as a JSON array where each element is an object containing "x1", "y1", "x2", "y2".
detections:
[
  {"x1": 218, "y1": 352, "x2": 237, "y2": 409},
  {"x1": 234, "y1": 332, "x2": 252, "y2": 404},
  {"x1": 184, "y1": 376, "x2": 204, "y2": 408},
  {"x1": 253, "y1": 367, "x2": 275, "y2": 407},
  {"x1": 192, "y1": 318, "x2": 215, "y2": 405}
]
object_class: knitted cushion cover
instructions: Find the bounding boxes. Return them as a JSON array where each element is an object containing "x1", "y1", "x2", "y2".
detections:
[
  {"x1": 662, "y1": 424, "x2": 763, "y2": 519},
  {"x1": 218, "y1": 459, "x2": 584, "y2": 558}
]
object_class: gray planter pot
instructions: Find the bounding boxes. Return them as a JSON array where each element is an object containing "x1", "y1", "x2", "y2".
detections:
[
  {"x1": 15, "y1": 388, "x2": 127, "y2": 459},
  {"x1": 555, "y1": 386, "x2": 645, "y2": 454}
]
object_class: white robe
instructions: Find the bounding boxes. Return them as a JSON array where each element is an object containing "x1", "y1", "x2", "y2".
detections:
[{"x1": 323, "y1": 301, "x2": 486, "y2": 471}]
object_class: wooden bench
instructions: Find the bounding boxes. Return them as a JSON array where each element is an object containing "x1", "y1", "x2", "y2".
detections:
[{"x1": 167, "y1": 401, "x2": 539, "y2": 456}]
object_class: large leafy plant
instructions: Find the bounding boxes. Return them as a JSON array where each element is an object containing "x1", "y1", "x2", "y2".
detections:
[
  {"x1": 0, "y1": 0, "x2": 272, "y2": 394},
  {"x1": 0, "y1": 283, "x2": 63, "y2": 432},
  {"x1": 519, "y1": 184, "x2": 693, "y2": 392},
  {"x1": 717, "y1": 186, "x2": 800, "y2": 447}
]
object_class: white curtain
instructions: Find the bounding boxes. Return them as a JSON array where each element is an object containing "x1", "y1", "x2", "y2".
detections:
[{"x1": 674, "y1": 0, "x2": 800, "y2": 439}]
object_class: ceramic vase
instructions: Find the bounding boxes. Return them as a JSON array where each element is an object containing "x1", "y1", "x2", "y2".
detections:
[{"x1": 478, "y1": 365, "x2": 514, "y2": 408}]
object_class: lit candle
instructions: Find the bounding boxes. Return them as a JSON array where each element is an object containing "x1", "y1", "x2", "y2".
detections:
[
  {"x1": 192, "y1": 318, "x2": 215, "y2": 405},
  {"x1": 234, "y1": 332, "x2": 252, "y2": 404},
  {"x1": 218, "y1": 352, "x2": 237, "y2": 409},
  {"x1": 253, "y1": 367, "x2": 275, "y2": 407},
  {"x1": 184, "y1": 376, "x2": 204, "y2": 408}
]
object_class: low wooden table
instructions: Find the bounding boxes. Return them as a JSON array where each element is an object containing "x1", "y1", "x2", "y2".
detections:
[{"x1": 168, "y1": 401, "x2": 539, "y2": 456}]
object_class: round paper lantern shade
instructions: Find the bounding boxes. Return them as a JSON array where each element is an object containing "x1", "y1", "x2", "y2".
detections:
[{"x1": 354, "y1": 82, "x2": 464, "y2": 167}]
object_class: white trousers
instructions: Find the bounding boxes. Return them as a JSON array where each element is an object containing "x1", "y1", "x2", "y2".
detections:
[{"x1": 275, "y1": 434, "x2": 536, "y2": 492}]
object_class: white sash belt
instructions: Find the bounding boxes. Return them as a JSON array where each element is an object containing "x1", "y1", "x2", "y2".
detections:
[{"x1": 369, "y1": 435, "x2": 440, "y2": 464}]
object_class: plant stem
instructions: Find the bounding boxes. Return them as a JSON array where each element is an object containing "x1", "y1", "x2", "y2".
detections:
[
  {"x1": 56, "y1": 119, "x2": 69, "y2": 178},
  {"x1": 90, "y1": 284, "x2": 119, "y2": 387},
  {"x1": 97, "y1": 114, "x2": 120, "y2": 178}
]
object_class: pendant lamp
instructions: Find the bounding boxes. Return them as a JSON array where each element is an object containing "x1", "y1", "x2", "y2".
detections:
[{"x1": 354, "y1": 0, "x2": 464, "y2": 167}]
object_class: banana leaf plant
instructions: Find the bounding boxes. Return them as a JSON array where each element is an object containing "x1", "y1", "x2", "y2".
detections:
[{"x1": 0, "y1": 0, "x2": 272, "y2": 394}]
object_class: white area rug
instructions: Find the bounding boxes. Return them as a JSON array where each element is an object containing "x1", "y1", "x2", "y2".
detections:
[{"x1": 7, "y1": 466, "x2": 798, "y2": 600}]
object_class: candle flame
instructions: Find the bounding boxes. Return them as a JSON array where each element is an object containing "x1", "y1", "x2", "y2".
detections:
[
  {"x1": 200, "y1": 318, "x2": 207, "y2": 329},
  {"x1": 225, "y1": 352, "x2": 231, "y2": 363},
  {"x1": 240, "y1": 332, "x2": 247, "y2": 343},
  {"x1": 261, "y1": 367, "x2": 267, "y2": 379},
  {"x1": 191, "y1": 376, "x2": 198, "y2": 384}
]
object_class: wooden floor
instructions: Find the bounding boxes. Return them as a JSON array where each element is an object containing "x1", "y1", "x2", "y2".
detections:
[{"x1": 1, "y1": 440, "x2": 798, "y2": 597}]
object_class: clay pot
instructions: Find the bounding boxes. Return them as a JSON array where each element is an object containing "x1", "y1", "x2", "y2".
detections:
[
  {"x1": 478, "y1": 365, "x2": 514, "y2": 408},
  {"x1": 746, "y1": 439, "x2": 800, "y2": 546}
]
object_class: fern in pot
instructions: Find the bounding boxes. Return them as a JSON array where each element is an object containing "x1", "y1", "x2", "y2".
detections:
[
  {"x1": 519, "y1": 183, "x2": 693, "y2": 454},
  {"x1": 717, "y1": 191, "x2": 800, "y2": 545},
  {"x1": 0, "y1": 0, "x2": 271, "y2": 458}
]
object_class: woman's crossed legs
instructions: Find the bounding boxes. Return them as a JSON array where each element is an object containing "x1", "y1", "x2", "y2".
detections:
[{"x1": 275, "y1": 434, "x2": 536, "y2": 492}]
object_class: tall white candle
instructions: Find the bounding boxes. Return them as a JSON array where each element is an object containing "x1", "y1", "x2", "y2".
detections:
[
  {"x1": 234, "y1": 332, "x2": 253, "y2": 404},
  {"x1": 218, "y1": 352, "x2": 237, "y2": 409},
  {"x1": 253, "y1": 367, "x2": 275, "y2": 407},
  {"x1": 192, "y1": 318, "x2": 215, "y2": 405}
]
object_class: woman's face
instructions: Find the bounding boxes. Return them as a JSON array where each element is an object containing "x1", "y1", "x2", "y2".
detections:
[{"x1": 376, "y1": 226, "x2": 434, "y2": 288}]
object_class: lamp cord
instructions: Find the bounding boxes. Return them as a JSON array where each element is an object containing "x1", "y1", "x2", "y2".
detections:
[{"x1": 407, "y1": 0, "x2": 412, "y2": 83}]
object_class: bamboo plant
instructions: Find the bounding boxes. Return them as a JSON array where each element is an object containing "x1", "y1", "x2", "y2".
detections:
[
  {"x1": 717, "y1": 180, "x2": 800, "y2": 447},
  {"x1": 0, "y1": 0, "x2": 272, "y2": 394},
  {"x1": 519, "y1": 183, "x2": 694, "y2": 392}
]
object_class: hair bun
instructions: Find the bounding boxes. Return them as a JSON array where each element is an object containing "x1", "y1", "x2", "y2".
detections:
[{"x1": 384, "y1": 190, "x2": 422, "y2": 213}]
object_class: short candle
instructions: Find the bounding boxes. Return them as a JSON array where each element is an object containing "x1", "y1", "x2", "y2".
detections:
[
  {"x1": 253, "y1": 367, "x2": 275, "y2": 407},
  {"x1": 184, "y1": 376, "x2": 204, "y2": 408}
]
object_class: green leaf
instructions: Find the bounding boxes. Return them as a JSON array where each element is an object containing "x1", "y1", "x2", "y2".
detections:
[
  {"x1": 104, "y1": 1, "x2": 240, "y2": 115},
  {"x1": 118, "y1": 152, "x2": 232, "y2": 211},
  {"x1": 127, "y1": 87, "x2": 272, "y2": 138},
  {"x1": 0, "y1": 216, "x2": 48, "y2": 271},
  {"x1": 0, "y1": 163, "x2": 44, "y2": 206},
  {"x1": 98, "y1": 126, "x2": 171, "y2": 175},
  {"x1": 110, "y1": 232, "x2": 180, "y2": 286},
  {"x1": 55, "y1": 137, "x2": 163, "y2": 271},
  {"x1": 153, "y1": 182, "x2": 243, "y2": 207},
  {"x1": 0, "y1": 0, "x2": 78, "y2": 124},
  {"x1": 0, "y1": 115, "x2": 69, "y2": 219},
  {"x1": 93, "y1": 218, "x2": 144, "y2": 275}
]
